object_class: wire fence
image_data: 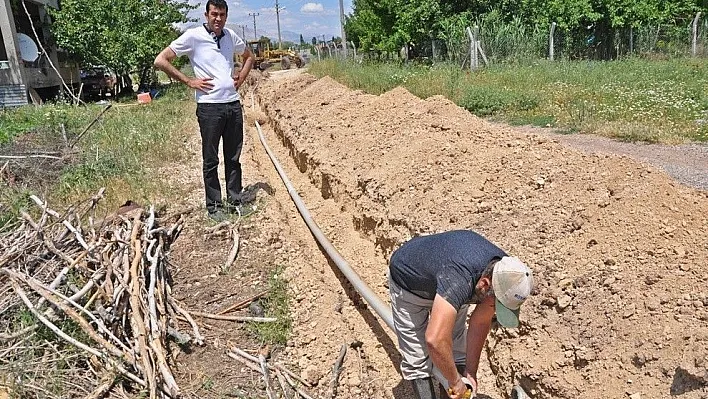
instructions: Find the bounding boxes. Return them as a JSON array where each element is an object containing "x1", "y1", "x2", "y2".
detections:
[{"x1": 335, "y1": 12, "x2": 707, "y2": 65}]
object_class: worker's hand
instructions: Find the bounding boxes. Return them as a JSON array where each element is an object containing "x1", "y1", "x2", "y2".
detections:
[
  {"x1": 446, "y1": 376, "x2": 471, "y2": 399},
  {"x1": 465, "y1": 373, "x2": 479, "y2": 397},
  {"x1": 187, "y1": 77, "x2": 214, "y2": 93}
]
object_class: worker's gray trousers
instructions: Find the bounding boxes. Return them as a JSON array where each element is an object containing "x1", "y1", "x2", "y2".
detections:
[{"x1": 389, "y1": 274, "x2": 469, "y2": 381}]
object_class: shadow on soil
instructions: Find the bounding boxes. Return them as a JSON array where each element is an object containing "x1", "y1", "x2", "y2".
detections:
[
  {"x1": 670, "y1": 367, "x2": 707, "y2": 395},
  {"x1": 240, "y1": 182, "x2": 275, "y2": 203},
  {"x1": 314, "y1": 241, "x2": 418, "y2": 397}
]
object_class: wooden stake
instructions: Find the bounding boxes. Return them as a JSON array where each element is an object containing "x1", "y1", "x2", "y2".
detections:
[
  {"x1": 260, "y1": 354, "x2": 276, "y2": 399},
  {"x1": 217, "y1": 290, "x2": 268, "y2": 314},
  {"x1": 330, "y1": 343, "x2": 348, "y2": 398}
]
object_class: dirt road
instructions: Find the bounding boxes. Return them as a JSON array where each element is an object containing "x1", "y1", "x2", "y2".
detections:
[{"x1": 167, "y1": 68, "x2": 707, "y2": 399}]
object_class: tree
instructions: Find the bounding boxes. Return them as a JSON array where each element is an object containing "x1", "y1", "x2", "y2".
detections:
[
  {"x1": 345, "y1": 0, "x2": 706, "y2": 60},
  {"x1": 300, "y1": 34, "x2": 305, "y2": 46},
  {"x1": 49, "y1": 0, "x2": 196, "y2": 86},
  {"x1": 345, "y1": 0, "x2": 398, "y2": 52},
  {"x1": 312, "y1": 36, "x2": 317, "y2": 45},
  {"x1": 393, "y1": 0, "x2": 442, "y2": 46},
  {"x1": 259, "y1": 36, "x2": 273, "y2": 49}
]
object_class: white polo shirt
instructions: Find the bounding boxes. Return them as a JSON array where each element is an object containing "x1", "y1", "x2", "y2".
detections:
[{"x1": 169, "y1": 25, "x2": 246, "y2": 103}]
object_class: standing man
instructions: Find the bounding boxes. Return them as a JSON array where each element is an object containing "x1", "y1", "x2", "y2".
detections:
[
  {"x1": 154, "y1": 0, "x2": 254, "y2": 221},
  {"x1": 388, "y1": 230, "x2": 534, "y2": 399}
]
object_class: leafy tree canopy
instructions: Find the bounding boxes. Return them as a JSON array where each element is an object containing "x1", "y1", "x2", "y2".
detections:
[
  {"x1": 49, "y1": 0, "x2": 196, "y2": 74},
  {"x1": 345, "y1": 0, "x2": 705, "y2": 53}
]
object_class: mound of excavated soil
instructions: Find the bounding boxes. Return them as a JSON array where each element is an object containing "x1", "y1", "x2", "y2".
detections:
[{"x1": 256, "y1": 73, "x2": 708, "y2": 398}]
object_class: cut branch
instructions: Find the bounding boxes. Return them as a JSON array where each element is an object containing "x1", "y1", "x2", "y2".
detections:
[
  {"x1": 0, "y1": 154, "x2": 63, "y2": 160},
  {"x1": 330, "y1": 343, "x2": 348, "y2": 398},
  {"x1": 2, "y1": 189, "x2": 189, "y2": 398},
  {"x1": 217, "y1": 290, "x2": 268, "y2": 315},
  {"x1": 192, "y1": 311, "x2": 276, "y2": 323},
  {"x1": 222, "y1": 227, "x2": 240, "y2": 272}
]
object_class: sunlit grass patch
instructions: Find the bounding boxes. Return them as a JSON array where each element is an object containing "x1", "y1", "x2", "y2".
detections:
[
  {"x1": 247, "y1": 265, "x2": 292, "y2": 346},
  {"x1": 0, "y1": 83, "x2": 194, "y2": 224},
  {"x1": 309, "y1": 58, "x2": 708, "y2": 143}
]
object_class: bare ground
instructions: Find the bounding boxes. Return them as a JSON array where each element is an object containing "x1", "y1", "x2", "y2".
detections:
[
  {"x1": 516, "y1": 125, "x2": 708, "y2": 192},
  {"x1": 251, "y1": 69, "x2": 706, "y2": 398},
  {"x1": 155, "y1": 68, "x2": 707, "y2": 399}
]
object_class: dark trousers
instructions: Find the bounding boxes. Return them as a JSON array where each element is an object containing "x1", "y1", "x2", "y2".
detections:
[{"x1": 196, "y1": 101, "x2": 243, "y2": 213}]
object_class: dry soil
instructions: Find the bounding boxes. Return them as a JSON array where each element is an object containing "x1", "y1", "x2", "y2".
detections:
[{"x1": 165, "y1": 68, "x2": 708, "y2": 399}]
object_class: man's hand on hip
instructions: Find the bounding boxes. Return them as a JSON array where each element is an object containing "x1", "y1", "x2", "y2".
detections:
[
  {"x1": 188, "y1": 77, "x2": 214, "y2": 93},
  {"x1": 233, "y1": 76, "x2": 244, "y2": 90}
]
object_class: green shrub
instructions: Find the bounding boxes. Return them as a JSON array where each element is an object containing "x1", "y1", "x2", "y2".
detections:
[
  {"x1": 460, "y1": 86, "x2": 539, "y2": 116},
  {"x1": 309, "y1": 58, "x2": 708, "y2": 142},
  {"x1": 0, "y1": 83, "x2": 192, "y2": 225}
]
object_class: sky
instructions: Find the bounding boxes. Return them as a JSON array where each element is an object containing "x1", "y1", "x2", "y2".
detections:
[{"x1": 182, "y1": 0, "x2": 353, "y2": 43}]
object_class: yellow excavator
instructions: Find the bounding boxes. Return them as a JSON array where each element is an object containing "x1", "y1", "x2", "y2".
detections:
[{"x1": 246, "y1": 41, "x2": 306, "y2": 70}]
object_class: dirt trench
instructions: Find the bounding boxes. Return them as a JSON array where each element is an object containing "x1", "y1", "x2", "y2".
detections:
[
  {"x1": 160, "y1": 74, "x2": 417, "y2": 398},
  {"x1": 248, "y1": 69, "x2": 708, "y2": 399}
]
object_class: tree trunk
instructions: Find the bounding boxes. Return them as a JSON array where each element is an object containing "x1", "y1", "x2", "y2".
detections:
[{"x1": 138, "y1": 66, "x2": 152, "y2": 93}]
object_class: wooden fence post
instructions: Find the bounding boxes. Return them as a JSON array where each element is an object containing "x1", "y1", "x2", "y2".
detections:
[
  {"x1": 466, "y1": 26, "x2": 477, "y2": 70},
  {"x1": 473, "y1": 25, "x2": 480, "y2": 68},
  {"x1": 477, "y1": 41, "x2": 488, "y2": 65},
  {"x1": 549, "y1": 22, "x2": 557, "y2": 60},
  {"x1": 692, "y1": 12, "x2": 702, "y2": 57}
]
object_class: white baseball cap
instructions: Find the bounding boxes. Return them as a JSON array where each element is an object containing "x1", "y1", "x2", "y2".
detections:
[{"x1": 492, "y1": 256, "x2": 533, "y2": 328}]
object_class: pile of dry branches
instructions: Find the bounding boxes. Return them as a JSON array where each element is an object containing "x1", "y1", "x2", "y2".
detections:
[{"x1": 0, "y1": 189, "x2": 200, "y2": 399}]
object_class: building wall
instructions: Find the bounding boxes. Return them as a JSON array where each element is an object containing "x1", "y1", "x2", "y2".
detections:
[
  {"x1": 0, "y1": 84, "x2": 28, "y2": 107},
  {"x1": 0, "y1": 0, "x2": 77, "y2": 105},
  {"x1": 0, "y1": 0, "x2": 25, "y2": 87}
]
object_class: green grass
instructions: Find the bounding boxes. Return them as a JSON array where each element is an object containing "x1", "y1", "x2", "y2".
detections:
[
  {"x1": 308, "y1": 58, "x2": 708, "y2": 143},
  {"x1": 247, "y1": 266, "x2": 292, "y2": 346},
  {"x1": 2, "y1": 309, "x2": 93, "y2": 398},
  {"x1": 0, "y1": 83, "x2": 193, "y2": 225},
  {"x1": 0, "y1": 188, "x2": 31, "y2": 231},
  {"x1": 1, "y1": 84, "x2": 196, "y2": 397}
]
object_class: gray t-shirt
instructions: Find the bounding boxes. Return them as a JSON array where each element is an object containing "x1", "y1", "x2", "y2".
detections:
[{"x1": 389, "y1": 230, "x2": 507, "y2": 311}]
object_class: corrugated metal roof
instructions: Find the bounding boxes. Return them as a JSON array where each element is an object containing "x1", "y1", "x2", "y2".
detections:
[{"x1": 0, "y1": 85, "x2": 28, "y2": 107}]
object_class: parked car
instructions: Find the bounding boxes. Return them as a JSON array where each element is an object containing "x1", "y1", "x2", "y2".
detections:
[{"x1": 80, "y1": 66, "x2": 117, "y2": 99}]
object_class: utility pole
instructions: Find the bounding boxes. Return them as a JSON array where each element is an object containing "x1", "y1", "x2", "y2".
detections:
[
  {"x1": 275, "y1": 0, "x2": 283, "y2": 49},
  {"x1": 249, "y1": 12, "x2": 259, "y2": 40},
  {"x1": 338, "y1": 0, "x2": 347, "y2": 57},
  {"x1": 239, "y1": 24, "x2": 246, "y2": 40}
]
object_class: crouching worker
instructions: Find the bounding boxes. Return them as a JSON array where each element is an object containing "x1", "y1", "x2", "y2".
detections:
[{"x1": 388, "y1": 230, "x2": 533, "y2": 399}]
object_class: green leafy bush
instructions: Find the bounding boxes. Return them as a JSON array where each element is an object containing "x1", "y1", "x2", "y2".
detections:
[{"x1": 460, "y1": 86, "x2": 539, "y2": 116}]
